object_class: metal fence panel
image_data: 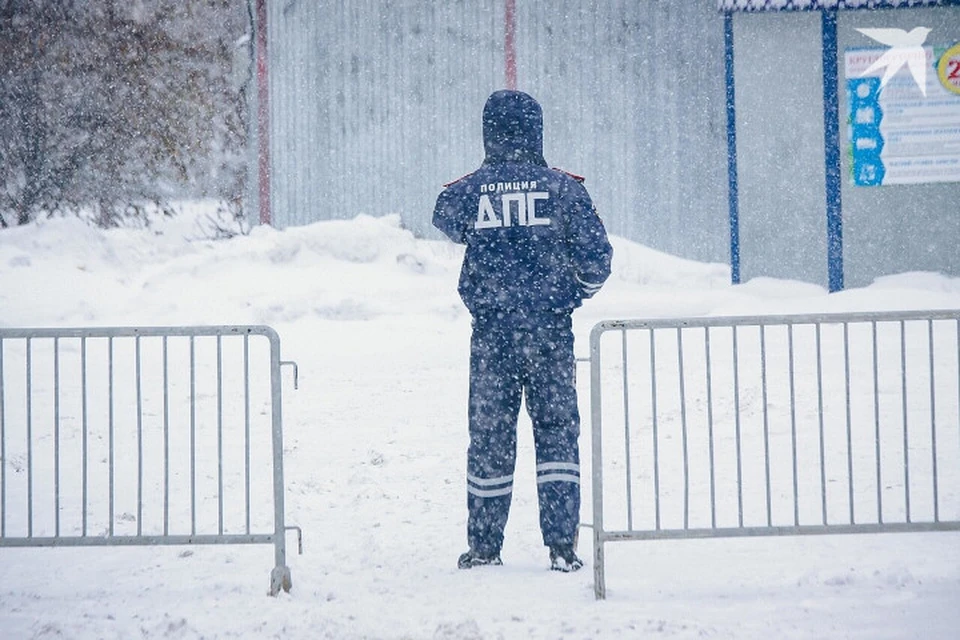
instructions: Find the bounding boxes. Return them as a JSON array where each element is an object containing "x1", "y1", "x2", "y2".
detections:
[
  {"x1": 0, "y1": 326, "x2": 299, "y2": 596},
  {"x1": 259, "y1": 0, "x2": 728, "y2": 265},
  {"x1": 589, "y1": 310, "x2": 960, "y2": 599}
]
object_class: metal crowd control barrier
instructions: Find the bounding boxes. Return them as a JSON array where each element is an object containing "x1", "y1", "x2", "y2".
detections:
[
  {"x1": 0, "y1": 326, "x2": 301, "y2": 596},
  {"x1": 589, "y1": 310, "x2": 960, "y2": 599}
]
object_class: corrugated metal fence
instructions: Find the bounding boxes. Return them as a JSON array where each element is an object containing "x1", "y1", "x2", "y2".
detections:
[{"x1": 259, "y1": 0, "x2": 728, "y2": 264}]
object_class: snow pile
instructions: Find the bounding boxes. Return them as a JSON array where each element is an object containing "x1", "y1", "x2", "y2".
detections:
[
  {"x1": 608, "y1": 235, "x2": 731, "y2": 289},
  {"x1": 1, "y1": 212, "x2": 462, "y2": 327}
]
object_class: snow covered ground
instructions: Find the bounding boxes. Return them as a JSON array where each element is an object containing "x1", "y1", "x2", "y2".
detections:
[{"x1": 1, "y1": 206, "x2": 959, "y2": 639}]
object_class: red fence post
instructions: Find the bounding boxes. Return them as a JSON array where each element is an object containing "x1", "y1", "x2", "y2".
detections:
[{"x1": 505, "y1": 0, "x2": 517, "y2": 90}]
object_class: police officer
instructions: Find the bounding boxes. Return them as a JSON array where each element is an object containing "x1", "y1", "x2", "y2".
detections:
[{"x1": 433, "y1": 90, "x2": 613, "y2": 572}]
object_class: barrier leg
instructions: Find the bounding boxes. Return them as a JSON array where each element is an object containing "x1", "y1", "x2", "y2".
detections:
[
  {"x1": 269, "y1": 564, "x2": 292, "y2": 596},
  {"x1": 593, "y1": 531, "x2": 606, "y2": 599}
]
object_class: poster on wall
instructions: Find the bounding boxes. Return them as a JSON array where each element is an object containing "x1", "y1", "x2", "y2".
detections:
[{"x1": 845, "y1": 41, "x2": 960, "y2": 186}]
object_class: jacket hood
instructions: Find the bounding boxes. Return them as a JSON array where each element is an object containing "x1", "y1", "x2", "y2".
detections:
[{"x1": 482, "y1": 90, "x2": 547, "y2": 166}]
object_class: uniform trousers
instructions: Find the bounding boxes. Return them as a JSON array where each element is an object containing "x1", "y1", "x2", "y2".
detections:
[{"x1": 465, "y1": 310, "x2": 581, "y2": 556}]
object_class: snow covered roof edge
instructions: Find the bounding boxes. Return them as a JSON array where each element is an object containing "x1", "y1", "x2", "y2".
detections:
[{"x1": 719, "y1": 0, "x2": 956, "y2": 11}]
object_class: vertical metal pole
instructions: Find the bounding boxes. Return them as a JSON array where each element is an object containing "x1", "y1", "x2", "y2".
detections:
[
  {"x1": 816, "y1": 324, "x2": 827, "y2": 525},
  {"x1": 81, "y1": 337, "x2": 88, "y2": 536},
  {"x1": 0, "y1": 338, "x2": 5, "y2": 538},
  {"x1": 704, "y1": 328, "x2": 717, "y2": 529},
  {"x1": 590, "y1": 326, "x2": 606, "y2": 600},
  {"x1": 724, "y1": 11, "x2": 741, "y2": 285},
  {"x1": 268, "y1": 332, "x2": 289, "y2": 588},
  {"x1": 732, "y1": 326, "x2": 743, "y2": 527},
  {"x1": 900, "y1": 321, "x2": 911, "y2": 523},
  {"x1": 649, "y1": 330, "x2": 660, "y2": 530},
  {"x1": 54, "y1": 338, "x2": 60, "y2": 537},
  {"x1": 873, "y1": 321, "x2": 883, "y2": 524},
  {"x1": 190, "y1": 336, "x2": 197, "y2": 535},
  {"x1": 163, "y1": 336, "x2": 170, "y2": 536},
  {"x1": 108, "y1": 337, "x2": 114, "y2": 536},
  {"x1": 26, "y1": 338, "x2": 32, "y2": 537},
  {"x1": 844, "y1": 323, "x2": 854, "y2": 524},
  {"x1": 822, "y1": 10, "x2": 844, "y2": 292},
  {"x1": 217, "y1": 334, "x2": 225, "y2": 536},
  {"x1": 677, "y1": 328, "x2": 689, "y2": 530},
  {"x1": 244, "y1": 334, "x2": 252, "y2": 534},
  {"x1": 620, "y1": 330, "x2": 633, "y2": 532},
  {"x1": 136, "y1": 336, "x2": 143, "y2": 537},
  {"x1": 788, "y1": 324, "x2": 800, "y2": 526},
  {"x1": 928, "y1": 320, "x2": 939, "y2": 522},
  {"x1": 760, "y1": 326, "x2": 771, "y2": 527}
]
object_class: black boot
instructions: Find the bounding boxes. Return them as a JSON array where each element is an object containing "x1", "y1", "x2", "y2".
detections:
[
  {"x1": 549, "y1": 544, "x2": 583, "y2": 572},
  {"x1": 457, "y1": 549, "x2": 503, "y2": 569}
]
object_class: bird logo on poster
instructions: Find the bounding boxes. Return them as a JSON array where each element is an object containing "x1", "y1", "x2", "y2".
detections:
[{"x1": 856, "y1": 27, "x2": 933, "y2": 96}]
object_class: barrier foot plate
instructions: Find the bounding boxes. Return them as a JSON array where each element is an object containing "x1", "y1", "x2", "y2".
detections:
[{"x1": 269, "y1": 565, "x2": 292, "y2": 596}]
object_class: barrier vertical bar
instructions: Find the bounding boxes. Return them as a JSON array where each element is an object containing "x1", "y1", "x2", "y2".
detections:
[
  {"x1": 218, "y1": 334, "x2": 224, "y2": 535},
  {"x1": 267, "y1": 328, "x2": 291, "y2": 595},
  {"x1": 136, "y1": 336, "x2": 143, "y2": 536},
  {"x1": 0, "y1": 338, "x2": 5, "y2": 538},
  {"x1": 81, "y1": 337, "x2": 88, "y2": 536},
  {"x1": 244, "y1": 333, "x2": 252, "y2": 534},
  {"x1": 928, "y1": 320, "x2": 939, "y2": 522},
  {"x1": 760, "y1": 326, "x2": 771, "y2": 526},
  {"x1": 732, "y1": 326, "x2": 743, "y2": 527},
  {"x1": 872, "y1": 321, "x2": 883, "y2": 523},
  {"x1": 163, "y1": 336, "x2": 170, "y2": 536},
  {"x1": 649, "y1": 329, "x2": 661, "y2": 530},
  {"x1": 704, "y1": 328, "x2": 717, "y2": 529},
  {"x1": 816, "y1": 324, "x2": 827, "y2": 525},
  {"x1": 677, "y1": 328, "x2": 689, "y2": 529},
  {"x1": 190, "y1": 336, "x2": 197, "y2": 536},
  {"x1": 788, "y1": 324, "x2": 799, "y2": 526},
  {"x1": 108, "y1": 337, "x2": 114, "y2": 536},
  {"x1": 590, "y1": 325, "x2": 606, "y2": 600},
  {"x1": 844, "y1": 323, "x2": 854, "y2": 524},
  {"x1": 26, "y1": 338, "x2": 32, "y2": 537},
  {"x1": 901, "y1": 321, "x2": 911, "y2": 522},
  {"x1": 621, "y1": 330, "x2": 633, "y2": 531},
  {"x1": 54, "y1": 338, "x2": 60, "y2": 536}
]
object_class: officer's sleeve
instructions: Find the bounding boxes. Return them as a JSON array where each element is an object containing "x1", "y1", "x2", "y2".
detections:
[
  {"x1": 564, "y1": 181, "x2": 613, "y2": 299},
  {"x1": 432, "y1": 188, "x2": 467, "y2": 244}
]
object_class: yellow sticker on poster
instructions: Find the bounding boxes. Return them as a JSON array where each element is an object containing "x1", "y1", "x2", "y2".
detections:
[{"x1": 938, "y1": 43, "x2": 960, "y2": 96}]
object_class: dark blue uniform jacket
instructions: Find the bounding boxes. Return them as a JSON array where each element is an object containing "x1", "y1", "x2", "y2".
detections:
[{"x1": 432, "y1": 90, "x2": 613, "y2": 318}]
